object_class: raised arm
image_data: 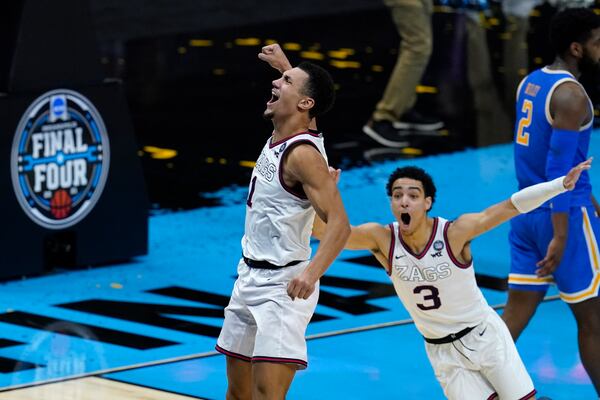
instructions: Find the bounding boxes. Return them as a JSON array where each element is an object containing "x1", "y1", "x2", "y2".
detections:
[
  {"x1": 283, "y1": 145, "x2": 350, "y2": 299},
  {"x1": 446, "y1": 158, "x2": 592, "y2": 263},
  {"x1": 258, "y1": 43, "x2": 293, "y2": 73}
]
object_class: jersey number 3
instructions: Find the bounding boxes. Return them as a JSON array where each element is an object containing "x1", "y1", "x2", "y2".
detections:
[
  {"x1": 414, "y1": 285, "x2": 441, "y2": 310},
  {"x1": 516, "y1": 99, "x2": 533, "y2": 146}
]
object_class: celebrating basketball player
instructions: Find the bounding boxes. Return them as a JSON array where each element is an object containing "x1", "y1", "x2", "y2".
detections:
[
  {"x1": 215, "y1": 46, "x2": 350, "y2": 399},
  {"x1": 313, "y1": 159, "x2": 592, "y2": 399}
]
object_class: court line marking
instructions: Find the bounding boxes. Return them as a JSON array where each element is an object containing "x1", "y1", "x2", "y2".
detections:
[{"x1": 0, "y1": 294, "x2": 560, "y2": 392}]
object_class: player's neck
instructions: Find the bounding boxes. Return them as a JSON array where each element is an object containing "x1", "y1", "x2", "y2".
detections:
[
  {"x1": 271, "y1": 115, "x2": 310, "y2": 142},
  {"x1": 400, "y1": 216, "x2": 434, "y2": 254},
  {"x1": 549, "y1": 57, "x2": 581, "y2": 79}
]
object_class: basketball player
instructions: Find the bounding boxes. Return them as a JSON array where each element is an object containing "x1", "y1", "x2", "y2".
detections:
[
  {"x1": 502, "y1": 8, "x2": 600, "y2": 395},
  {"x1": 215, "y1": 51, "x2": 351, "y2": 399},
  {"x1": 313, "y1": 160, "x2": 592, "y2": 399}
]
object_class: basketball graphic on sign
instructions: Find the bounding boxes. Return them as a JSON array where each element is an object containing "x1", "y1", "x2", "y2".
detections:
[
  {"x1": 50, "y1": 189, "x2": 72, "y2": 219},
  {"x1": 10, "y1": 89, "x2": 110, "y2": 229}
]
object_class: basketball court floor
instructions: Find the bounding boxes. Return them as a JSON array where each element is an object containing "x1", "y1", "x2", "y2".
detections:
[{"x1": 0, "y1": 138, "x2": 598, "y2": 399}]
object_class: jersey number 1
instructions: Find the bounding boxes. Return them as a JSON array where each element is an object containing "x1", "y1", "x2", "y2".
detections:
[
  {"x1": 247, "y1": 176, "x2": 257, "y2": 207},
  {"x1": 516, "y1": 99, "x2": 533, "y2": 146}
]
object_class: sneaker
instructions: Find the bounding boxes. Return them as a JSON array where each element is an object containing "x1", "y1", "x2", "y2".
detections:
[
  {"x1": 362, "y1": 120, "x2": 410, "y2": 148},
  {"x1": 393, "y1": 109, "x2": 444, "y2": 131}
]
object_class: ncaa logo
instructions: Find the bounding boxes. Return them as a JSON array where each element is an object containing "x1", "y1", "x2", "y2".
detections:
[{"x1": 10, "y1": 89, "x2": 110, "y2": 229}]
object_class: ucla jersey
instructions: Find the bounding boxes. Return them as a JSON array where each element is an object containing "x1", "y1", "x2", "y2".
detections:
[
  {"x1": 242, "y1": 131, "x2": 327, "y2": 266},
  {"x1": 509, "y1": 67, "x2": 600, "y2": 303},
  {"x1": 513, "y1": 67, "x2": 594, "y2": 208},
  {"x1": 388, "y1": 218, "x2": 490, "y2": 339}
]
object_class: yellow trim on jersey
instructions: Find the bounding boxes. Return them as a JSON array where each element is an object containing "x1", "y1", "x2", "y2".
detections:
[
  {"x1": 561, "y1": 275, "x2": 600, "y2": 303},
  {"x1": 560, "y1": 208, "x2": 600, "y2": 303},
  {"x1": 508, "y1": 274, "x2": 553, "y2": 285}
]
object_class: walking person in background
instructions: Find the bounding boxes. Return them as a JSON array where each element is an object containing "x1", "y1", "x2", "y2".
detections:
[{"x1": 363, "y1": 0, "x2": 444, "y2": 148}]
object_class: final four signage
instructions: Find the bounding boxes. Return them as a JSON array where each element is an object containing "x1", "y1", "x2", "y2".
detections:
[{"x1": 11, "y1": 89, "x2": 110, "y2": 229}]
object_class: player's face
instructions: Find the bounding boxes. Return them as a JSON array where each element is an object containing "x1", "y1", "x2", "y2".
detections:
[
  {"x1": 263, "y1": 67, "x2": 310, "y2": 120},
  {"x1": 579, "y1": 27, "x2": 600, "y2": 76},
  {"x1": 389, "y1": 178, "x2": 432, "y2": 235}
]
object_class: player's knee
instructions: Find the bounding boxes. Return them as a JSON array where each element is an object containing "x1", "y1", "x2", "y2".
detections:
[
  {"x1": 253, "y1": 380, "x2": 284, "y2": 400},
  {"x1": 577, "y1": 311, "x2": 600, "y2": 333},
  {"x1": 227, "y1": 385, "x2": 252, "y2": 400}
]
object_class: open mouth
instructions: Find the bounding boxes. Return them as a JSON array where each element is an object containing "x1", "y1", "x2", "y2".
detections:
[
  {"x1": 267, "y1": 90, "x2": 280, "y2": 105},
  {"x1": 400, "y1": 213, "x2": 411, "y2": 225}
]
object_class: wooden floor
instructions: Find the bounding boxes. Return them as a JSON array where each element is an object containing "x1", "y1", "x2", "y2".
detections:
[{"x1": 0, "y1": 377, "x2": 202, "y2": 400}]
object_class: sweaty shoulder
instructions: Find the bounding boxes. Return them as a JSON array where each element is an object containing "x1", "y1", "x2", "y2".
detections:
[
  {"x1": 282, "y1": 140, "x2": 327, "y2": 187},
  {"x1": 551, "y1": 81, "x2": 590, "y2": 126}
]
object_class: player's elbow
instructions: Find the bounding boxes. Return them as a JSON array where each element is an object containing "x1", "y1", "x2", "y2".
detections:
[
  {"x1": 329, "y1": 212, "x2": 351, "y2": 240},
  {"x1": 340, "y1": 221, "x2": 351, "y2": 242}
]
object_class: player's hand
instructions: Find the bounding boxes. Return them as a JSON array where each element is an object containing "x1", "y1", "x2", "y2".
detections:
[
  {"x1": 258, "y1": 44, "x2": 292, "y2": 73},
  {"x1": 536, "y1": 236, "x2": 566, "y2": 276},
  {"x1": 563, "y1": 157, "x2": 593, "y2": 190},
  {"x1": 328, "y1": 166, "x2": 341, "y2": 184},
  {"x1": 287, "y1": 271, "x2": 317, "y2": 300}
]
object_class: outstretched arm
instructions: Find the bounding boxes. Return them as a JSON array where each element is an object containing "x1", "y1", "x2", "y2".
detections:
[
  {"x1": 312, "y1": 168, "x2": 391, "y2": 266},
  {"x1": 447, "y1": 158, "x2": 592, "y2": 264}
]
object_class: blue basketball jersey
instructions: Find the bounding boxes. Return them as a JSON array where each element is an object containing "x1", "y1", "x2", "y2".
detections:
[
  {"x1": 509, "y1": 67, "x2": 600, "y2": 302},
  {"x1": 513, "y1": 67, "x2": 594, "y2": 209}
]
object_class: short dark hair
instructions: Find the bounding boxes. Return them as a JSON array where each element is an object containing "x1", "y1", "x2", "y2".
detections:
[
  {"x1": 550, "y1": 8, "x2": 600, "y2": 57},
  {"x1": 386, "y1": 166, "x2": 436, "y2": 211},
  {"x1": 297, "y1": 61, "x2": 335, "y2": 119}
]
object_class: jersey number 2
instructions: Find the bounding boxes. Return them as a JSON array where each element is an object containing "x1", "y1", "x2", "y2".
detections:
[
  {"x1": 516, "y1": 99, "x2": 533, "y2": 146},
  {"x1": 414, "y1": 285, "x2": 441, "y2": 310}
]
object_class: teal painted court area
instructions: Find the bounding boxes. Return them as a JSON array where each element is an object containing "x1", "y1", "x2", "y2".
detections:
[{"x1": 0, "y1": 135, "x2": 599, "y2": 399}]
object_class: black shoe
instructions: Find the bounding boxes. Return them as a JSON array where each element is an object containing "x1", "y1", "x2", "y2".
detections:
[
  {"x1": 362, "y1": 120, "x2": 410, "y2": 148},
  {"x1": 393, "y1": 109, "x2": 444, "y2": 131}
]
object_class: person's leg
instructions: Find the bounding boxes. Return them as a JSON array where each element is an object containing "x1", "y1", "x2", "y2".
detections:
[
  {"x1": 216, "y1": 259, "x2": 257, "y2": 400},
  {"x1": 246, "y1": 262, "x2": 318, "y2": 398},
  {"x1": 504, "y1": 213, "x2": 550, "y2": 340},
  {"x1": 225, "y1": 356, "x2": 253, "y2": 400},
  {"x1": 553, "y1": 206, "x2": 600, "y2": 394},
  {"x1": 373, "y1": 0, "x2": 433, "y2": 122},
  {"x1": 480, "y1": 311, "x2": 537, "y2": 399},
  {"x1": 501, "y1": 289, "x2": 546, "y2": 340},
  {"x1": 424, "y1": 340, "x2": 495, "y2": 400},
  {"x1": 252, "y1": 362, "x2": 296, "y2": 400},
  {"x1": 569, "y1": 297, "x2": 600, "y2": 395}
]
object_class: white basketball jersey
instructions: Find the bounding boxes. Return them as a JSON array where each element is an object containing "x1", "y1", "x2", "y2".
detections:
[
  {"x1": 242, "y1": 131, "x2": 327, "y2": 266},
  {"x1": 388, "y1": 218, "x2": 490, "y2": 339}
]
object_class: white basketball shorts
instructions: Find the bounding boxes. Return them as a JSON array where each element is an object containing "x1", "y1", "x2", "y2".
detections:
[
  {"x1": 216, "y1": 258, "x2": 318, "y2": 369},
  {"x1": 425, "y1": 308, "x2": 536, "y2": 400}
]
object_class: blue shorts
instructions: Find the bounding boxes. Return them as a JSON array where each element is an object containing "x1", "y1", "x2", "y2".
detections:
[{"x1": 509, "y1": 205, "x2": 600, "y2": 303}]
